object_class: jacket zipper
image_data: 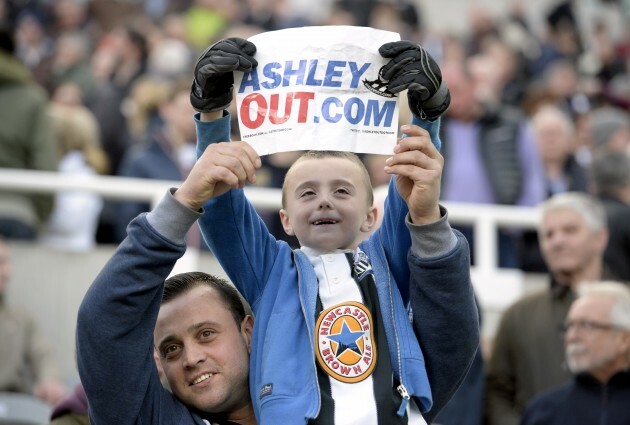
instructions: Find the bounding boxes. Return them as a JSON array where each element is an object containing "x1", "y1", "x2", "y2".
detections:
[
  {"x1": 377, "y1": 232, "x2": 409, "y2": 416},
  {"x1": 295, "y1": 255, "x2": 321, "y2": 420}
]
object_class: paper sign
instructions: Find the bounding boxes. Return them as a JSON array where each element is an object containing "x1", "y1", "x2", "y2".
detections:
[{"x1": 234, "y1": 26, "x2": 401, "y2": 156}]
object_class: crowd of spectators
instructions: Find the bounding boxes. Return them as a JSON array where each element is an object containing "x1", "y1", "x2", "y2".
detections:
[{"x1": 0, "y1": 0, "x2": 627, "y2": 259}]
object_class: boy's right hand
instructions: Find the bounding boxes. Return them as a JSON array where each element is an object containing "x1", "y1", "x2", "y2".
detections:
[
  {"x1": 190, "y1": 38, "x2": 258, "y2": 113},
  {"x1": 379, "y1": 41, "x2": 450, "y2": 121},
  {"x1": 174, "y1": 141, "x2": 261, "y2": 211}
]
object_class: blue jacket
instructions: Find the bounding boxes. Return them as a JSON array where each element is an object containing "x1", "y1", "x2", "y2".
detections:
[{"x1": 195, "y1": 113, "x2": 458, "y2": 424}]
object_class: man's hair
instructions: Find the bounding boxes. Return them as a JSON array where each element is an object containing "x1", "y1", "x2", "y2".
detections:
[
  {"x1": 162, "y1": 272, "x2": 246, "y2": 326},
  {"x1": 577, "y1": 281, "x2": 630, "y2": 330},
  {"x1": 540, "y1": 192, "x2": 607, "y2": 232},
  {"x1": 591, "y1": 151, "x2": 630, "y2": 198},
  {"x1": 281, "y1": 151, "x2": 374, "y2": 208}
]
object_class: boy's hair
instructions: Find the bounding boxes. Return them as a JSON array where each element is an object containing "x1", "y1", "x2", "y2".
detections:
[
  {"x1": 162, "y1": 272, "x2": 247, "y2": 326},
  {"x1": 281, "y1": 151, "x2": 374, "y2": 208}
]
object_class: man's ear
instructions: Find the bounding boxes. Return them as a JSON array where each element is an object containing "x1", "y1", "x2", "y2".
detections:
[
  {"x1": 360, "y1": 205, "x2": 378, "y2": 233},
  {"x1": 241, "y1": 315, "x2": 254, "y2": 352},
  {"x1": 279, "y1": 209, "x2": 295, "y2": 236}
]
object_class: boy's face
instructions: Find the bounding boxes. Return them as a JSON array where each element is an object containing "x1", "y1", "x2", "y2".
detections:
[{"x1": 280, "y1": 157, "x2": 377, "y2": 252}]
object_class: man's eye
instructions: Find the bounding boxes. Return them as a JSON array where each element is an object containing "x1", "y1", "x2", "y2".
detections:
[
  {"x1": 163, "y1": 345, "x2": 180, "y2": 358},
  {"x1": 201, "y1": 330, "x2": 215, "y2": 339}
]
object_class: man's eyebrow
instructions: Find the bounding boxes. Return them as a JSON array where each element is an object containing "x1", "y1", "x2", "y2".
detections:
[
  {"x1": 157, "y1": 321, "x2": 221, "y2": 348},
  {"x1": 187, "y1": 320, "x2": 220, "y2": 334}
]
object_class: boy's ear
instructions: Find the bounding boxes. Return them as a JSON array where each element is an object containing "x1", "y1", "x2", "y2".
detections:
[
  {"x1": 360, "y1": 205, "x2": 378, "y2": 233},
  {"x1": 279, "y1": 209, "x2": 295, "y2": 235}
]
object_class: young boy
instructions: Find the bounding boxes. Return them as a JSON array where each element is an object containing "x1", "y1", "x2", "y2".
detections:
[{"x1": 177, "y1": 37, "x2": 461, "y2": 424}]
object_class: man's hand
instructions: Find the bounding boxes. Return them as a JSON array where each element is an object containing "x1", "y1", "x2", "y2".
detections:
[
  {"x1": 191, "y1": 38, "x2": 257, "y2": 113},
  {"x1": 384, "y1": 125, "x2": 443, "y2": 224},
  {"x1": 174, "y1": 142, "x2": 261, "y2": 211},
  {"x1": 379, "y1": 41, "x2": 450, "y2": 121}
]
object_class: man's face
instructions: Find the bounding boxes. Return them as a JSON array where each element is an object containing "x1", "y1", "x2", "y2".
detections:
[
  {"x1": 539, "y1": 208, "x2": 606, "y2": 278},
  {"x1": 154, "y1": 286, "x2": 252, "y2": 418},
  {"x1": 279, "y1": 157, "x2": 376, "y2": 252},
  {"x1": 564, "y1": 294, "x2": 630, "y2": 381}
]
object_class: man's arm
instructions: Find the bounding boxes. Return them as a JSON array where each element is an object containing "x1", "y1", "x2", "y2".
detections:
[
  {"x1": 406, "y1": 209, "x2": 480, "y2": 423},
  {"x1": 76, "y1": 191, "x2": 200, "y2": 424}
]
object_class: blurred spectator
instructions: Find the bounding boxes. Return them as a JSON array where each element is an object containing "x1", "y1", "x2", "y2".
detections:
[
  {"x1": 520, "y1": 281, "x2": 630, "y2": 425},
  {"x1": 531, "y1": 104, "x2": 588, "y2": 197},
  {"x1": 0, "y1": 25, "x2": 57, "y2": 240},
  {"x1": 486, "y1": 192, "x2": 613, "y2": 425},
  {"x1": 519, "y1": 104, "x2": 589, "y2": 271},
  {"x1": 0, "y1": 238, "x2": 66, "y2": 406},
  {"x1": 591, "y1": 151, "x2": 630, "y2": 283},
  {"x1": 14, "y1": 9, "x2": 54, "y2": 84},
  {"x1": 88, "y1": 25, "x2": 147, "y2": 176},
  {"x1": 49, "y1": 383, "x2": 88, "y2": 425},
  {"x1": 528, "y1": 1, "x2": 583, "y2": 77},
  {"x1": 39, "y1": 103, "x2": 107, "y2": 252},
  {"x1": 439, "y1": 60, "x2": 546, "y2": 267},
  {"x1": 114, "y1": 77, "x2": 197, "y2": 243},
  {"x1": 47, "y1": 31, "x2": 94, "y2": 101},
  {"x1": 589, "y1": 106, "x2": 630, "y2": 157},
  {"x1": 464, "y1": 4, "x2": 498, "y2": 56}
]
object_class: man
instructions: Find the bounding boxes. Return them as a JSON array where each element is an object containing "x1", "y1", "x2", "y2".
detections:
[
  {"x1": 520, "y1": 281, "x2": 630, "y2": 425},
  {"x1": 0, "y1": 25, "x2": 57, "y2": 239},
  {"x1": 439, "y1": 61, "x2": 546, "y2": 268},
  {"x1": 591, "y1": 151, "x2": 630, "y2": 282},
  {"x1": 0, "y1": 239, "x2": 66, "y2": 405},
  {"x1": 485, "y1": 192, "x2": 611, "y2": 425}
]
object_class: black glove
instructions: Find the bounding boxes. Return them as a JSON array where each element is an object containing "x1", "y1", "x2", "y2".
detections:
[
  {"x1": 379, "y1": 41, "x2": 450, "y2": 121},
  {"x1": 191, "y1": 38, "x2": 258, "y2": 113}
]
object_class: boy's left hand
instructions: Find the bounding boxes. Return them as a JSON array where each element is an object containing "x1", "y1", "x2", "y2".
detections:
[{"x1": 384, "y1": 124, "x2": 443, "y2": 225}]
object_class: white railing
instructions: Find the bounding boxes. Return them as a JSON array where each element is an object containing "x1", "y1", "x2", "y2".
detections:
[{"x1": 0, "y1": 168, "x2": 543, "y2": 322}]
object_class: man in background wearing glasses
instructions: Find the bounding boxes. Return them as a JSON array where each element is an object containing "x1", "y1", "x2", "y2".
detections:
[
  {"x1": 485, "y1": 192, "x2": 618, "y2": 425},
  {"x1": 520, "y1": 281, "x2": 630, "y2": 424}
]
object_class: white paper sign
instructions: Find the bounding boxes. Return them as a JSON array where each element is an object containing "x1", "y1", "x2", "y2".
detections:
[{"x1": 234, "y1": 26, "x2": 401, "y2": 156}]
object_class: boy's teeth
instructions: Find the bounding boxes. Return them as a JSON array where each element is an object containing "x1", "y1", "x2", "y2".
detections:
[{"x1": 193, "y1": 373, "x2": 213, "y2": 384}]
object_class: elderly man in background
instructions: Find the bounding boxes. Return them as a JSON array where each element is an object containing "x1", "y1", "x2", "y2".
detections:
[
  {"x1": 520, "y1": 281, "x2": 630, "y2": 424},
  {"x1": 485, "y1": 192, "x2": 613, "y2": 425}
]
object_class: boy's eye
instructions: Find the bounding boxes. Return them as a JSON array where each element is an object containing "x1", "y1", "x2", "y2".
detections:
[
  {"x1": 300, "y1": 190, "x2": 315, "y2": 197},
  {"x1": 335, "y1": 188, "x2": 350, "y2": 195}
]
